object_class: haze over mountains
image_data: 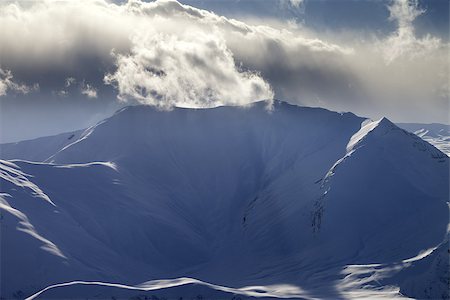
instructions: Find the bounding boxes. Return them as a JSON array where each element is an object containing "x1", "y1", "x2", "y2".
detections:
[{"x1": 0, "y1": 101, "x2": 448, "y2": 299}]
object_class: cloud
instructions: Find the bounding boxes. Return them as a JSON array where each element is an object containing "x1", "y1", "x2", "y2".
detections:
[
  {"x1": 55, "y1": 77, "x2": 98, "y2": 99},
  {"x1": 288, "y1": 0, "x2": 304, "y2": 9},
  {"x1": 104, "y1": 30, "x2": 273, "y2": 108},
  {"x1": 81, "y1": 82, "x2": 98, "y2": 99},
  {"x1": 0, "y1": 68, "x2": 38, "y2": 96},
  {"x1": 381, "y1": 0, "x2": 441, "y2": 63},
  {"x1": 65, "y1": 77, "x2": 76, "y2": 88},
  {"x1": 103, "y1": 0, "x2": 347, "y2": 108},
  {"x1": 0, "y1": 0, "x2": 447, "y2": 123}
]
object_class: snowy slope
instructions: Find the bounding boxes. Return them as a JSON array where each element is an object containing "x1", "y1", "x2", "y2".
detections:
[
  {"x1": 397, "y1": 122, "x2": 450, "y2": 156},
  {"x1": 25, "y1": 278, "x2": 308, "y2": 300},
  {"x1": 0, "y1": 130, "x2": 83, "y2": 162},
  {"x1": 0, "y1": 101, "x2": 448, "y2": 299}
]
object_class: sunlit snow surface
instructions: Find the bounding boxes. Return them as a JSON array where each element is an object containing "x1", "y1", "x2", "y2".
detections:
[
  {"x1": 397, "y1": 123, "x2": 450, "y2": 156},
  {"x1": 1, "y1": 101, "x2": 448, "y2": 299}
]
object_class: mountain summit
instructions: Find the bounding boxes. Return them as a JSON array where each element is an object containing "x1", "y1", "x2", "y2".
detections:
[{"x1": 1, "y1": 101, "x2": 448, "y2": 299}]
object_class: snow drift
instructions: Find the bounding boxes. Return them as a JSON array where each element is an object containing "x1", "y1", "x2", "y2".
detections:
[{"x1": 0, "y1": 101, "x2": 448, "y2": 299}]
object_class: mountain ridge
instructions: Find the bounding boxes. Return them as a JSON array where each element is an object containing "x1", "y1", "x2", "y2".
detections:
[{"x1": 2, "y1": 101, "x2": 448, "y2": 162}]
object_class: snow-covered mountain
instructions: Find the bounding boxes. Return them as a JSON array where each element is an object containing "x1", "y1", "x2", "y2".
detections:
[
  {"x1": 397, "y1": 123, "x2": 450, "y2": 156},
  {"x1": 1, "y1": 101, "x2": 448, "y2": 299},
  {"x1": 0, "y1": 130, "x2": 84, "y2": 162}
]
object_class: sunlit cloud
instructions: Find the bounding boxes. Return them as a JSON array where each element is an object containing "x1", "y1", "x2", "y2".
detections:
[
  {"x1": 381, "y1": 0, "x2": 441, "y2": 63},
  {"x1": 0, "y1": 0, "x2": 447, "y2": 122},
  {"x1": 0, "y1": 68, "x2": 38, "y2": 96}
]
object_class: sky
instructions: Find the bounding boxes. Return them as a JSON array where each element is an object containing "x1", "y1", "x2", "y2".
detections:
[{"x1": 0, "y1": 0, "x2": 448, "y2": 143}]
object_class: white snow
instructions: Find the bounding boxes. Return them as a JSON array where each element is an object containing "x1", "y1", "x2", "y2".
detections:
[
  {"x1": 26, "y1": 278, "x2": 307, "y2": 300},
  {"x1": 0, "y1": 101, "x2": 448, "y2": 299},
  {"x1": 346, "y1": 117, "x2": 389, "y2": 152},
  {"x1": 0, "y1": 130, "x2": 83, "y2": 162},
  {"x1": 0, "y1": 160, "x2": 55, "y2": 206},
  {"x1": 397, "y1": 122, "x2": 450, "y2": 156},
  {"x1": 0, "y1": 195, "x2": 66, "y2": 259}
]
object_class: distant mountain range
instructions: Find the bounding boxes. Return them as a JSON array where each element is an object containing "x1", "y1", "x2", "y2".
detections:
[
  {"x1": 397, "y1": 123, "x2": 450, "y2": 156},
  {"x1": 1, "y1": 101, "x2": 448, "y2": 299}
]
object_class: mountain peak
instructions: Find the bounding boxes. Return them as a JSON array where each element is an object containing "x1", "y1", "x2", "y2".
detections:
[
  {"x1": 346, "y1": 117, "x2": 396, "y2": 152},
  {"x1": 377, "y1": 116, "x2": 396, "y2": 129}
]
